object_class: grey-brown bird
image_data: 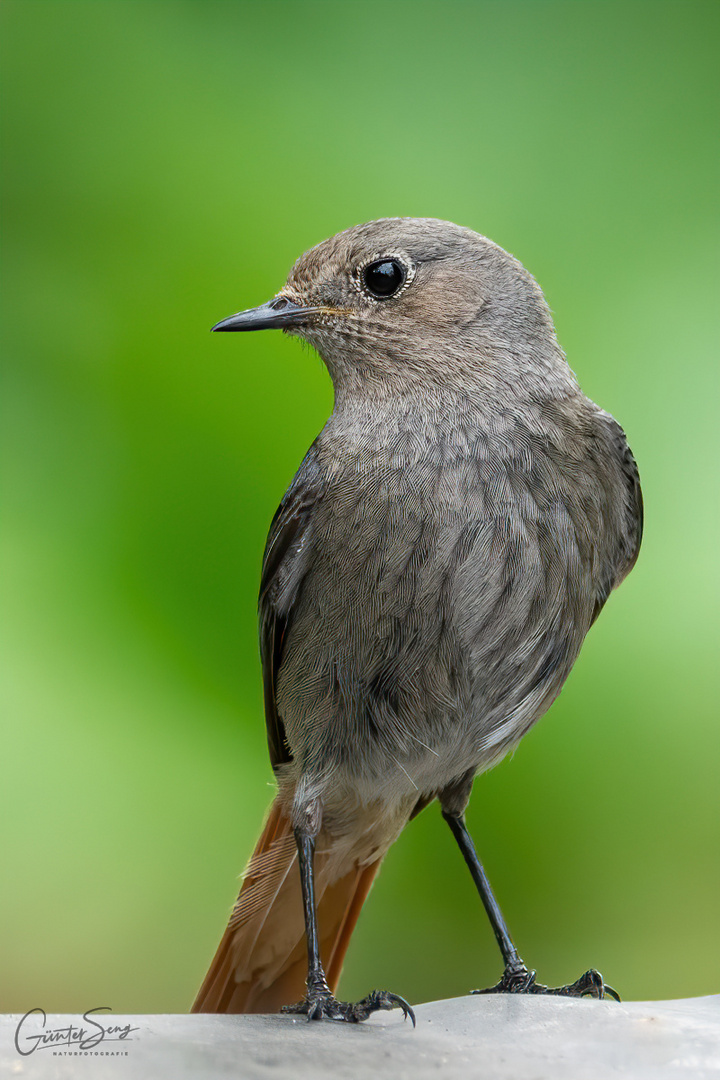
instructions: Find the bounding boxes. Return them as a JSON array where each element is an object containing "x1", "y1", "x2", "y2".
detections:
[{"x1": 192, "y1": 218, "x2": 642, "y2": 1024}]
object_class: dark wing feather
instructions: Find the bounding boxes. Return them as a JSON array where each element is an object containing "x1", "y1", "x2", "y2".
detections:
[
  {"x1": 591, "y1": 413, "x2": 644, "y2": 625},
  {"x1": 259, "y1": 443, "x2": 324, "y2": 772},
  {"x1": 619, "y1": 438, "x2": 644, "y2": 574}
]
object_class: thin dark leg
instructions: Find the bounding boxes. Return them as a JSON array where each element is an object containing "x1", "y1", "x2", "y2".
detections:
[
  {"x1": 281, "y1": 827, "x2": 416, "y2": 1024},
  {"x1": 295, "y1": 830, "x2": 332, "y2": 1001},
  {"x1": 442, "y1": 811, "x2": 620, "y2": 1001},
  {"x1": 443, "y1": 812, "x2": 526, "y2": 977}
]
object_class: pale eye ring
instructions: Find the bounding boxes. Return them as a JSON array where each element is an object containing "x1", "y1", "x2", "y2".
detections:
[{"x1": 358, "y1": 254, "x2": 414, "y2": 300}]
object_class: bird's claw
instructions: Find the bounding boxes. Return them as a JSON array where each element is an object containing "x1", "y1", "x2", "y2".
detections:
[
  {"x1": 282, "y1": 987, "x2": 415, "y2": 1025},
  {"x1": 473, "y1": 965, "x2": 620, "y2": 1001}
]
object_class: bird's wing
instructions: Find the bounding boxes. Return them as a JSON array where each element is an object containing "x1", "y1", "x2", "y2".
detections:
[
  {"x1": 259, "y1": 442, "x2": 324, "y2": 771},
  {"x1": 592, "y1": 412, "x2": 644, "y2": 624},
  {"x1": 614, "y1": 422, "x2": 643, "y2": 574}
]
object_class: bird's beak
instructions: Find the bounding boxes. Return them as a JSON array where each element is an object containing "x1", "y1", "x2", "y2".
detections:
[{"x1": 211, "y1": 295, "x2": 320, "y2": 332}]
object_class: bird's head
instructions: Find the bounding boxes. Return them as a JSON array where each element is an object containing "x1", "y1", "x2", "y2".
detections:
[{"x1": 213, "y1": 218, "x2": 571, "y2": 400}]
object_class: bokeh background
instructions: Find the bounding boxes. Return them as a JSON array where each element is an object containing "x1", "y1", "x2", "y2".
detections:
[{"x1": 2, "y1": 0, "x2": 718, "y2": 1013}]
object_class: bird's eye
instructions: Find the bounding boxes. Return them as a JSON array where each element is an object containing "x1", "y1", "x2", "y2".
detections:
[{"x1": 361, "y1": 258, "x2": 408, "y2": 299}]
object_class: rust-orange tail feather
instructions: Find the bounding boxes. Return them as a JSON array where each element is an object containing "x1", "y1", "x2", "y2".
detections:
[{"x1": 191, "y1": 796, "x2": 382, "y2": 1013}]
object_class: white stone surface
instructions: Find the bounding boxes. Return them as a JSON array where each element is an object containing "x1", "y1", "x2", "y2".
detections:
[{"x1": 2, "y1": 995, "x2": 719, "y2": 1080}]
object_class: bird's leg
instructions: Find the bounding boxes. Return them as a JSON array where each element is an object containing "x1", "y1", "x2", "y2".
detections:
[
  {"x1": 442, "y1": 811, "x2": 620, "y2": 1001},
  {"x1": 281, "y1": 826, "x2": 415, "y2": 1024}
]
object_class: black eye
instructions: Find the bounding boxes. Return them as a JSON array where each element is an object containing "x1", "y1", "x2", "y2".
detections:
[{"x1": 362, "y1": 258, "x2": 407, "y2": 299}]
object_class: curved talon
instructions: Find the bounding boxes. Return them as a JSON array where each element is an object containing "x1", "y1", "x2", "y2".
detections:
[
  {"x1": 364, "y1": 990, "x2": 416, "y2": 1027},
  {"x1": 473, "y1": 965, "x2": 620, "y2": 1001},
  {"x1": 555, "y1": 968, "x2": 621, "y2": 1001},
  {"x1": 282, "y1": 987, "x2": 414, "y2": 1025},
  {"x1": 572, "y1": 969, "x2": 621, "y2": 1002}
]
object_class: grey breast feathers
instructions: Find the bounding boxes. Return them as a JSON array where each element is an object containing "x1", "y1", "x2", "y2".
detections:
[{"x1": 259, "y1": 403, "x2": 642, "y2": 785}]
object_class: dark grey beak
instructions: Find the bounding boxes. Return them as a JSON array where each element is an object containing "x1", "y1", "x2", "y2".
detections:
[{"x1": 211, "y1": 295, "x2": 318, "y2": 332}]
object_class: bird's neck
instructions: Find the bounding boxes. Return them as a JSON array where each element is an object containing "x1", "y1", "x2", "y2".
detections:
[
  {"x1": 324, "y1": 329, "x2": 580, "y2": 420},
  {"x1": 330, "y1": 360, "x2": 582, "y2": 432},
  {"x1": 324, "y1": 376, "x2": 590, "y2": 471}
]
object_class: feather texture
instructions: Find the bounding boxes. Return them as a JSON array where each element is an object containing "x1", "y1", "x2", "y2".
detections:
[
  {"x1": 194, "y1": 218, "x2": 643, "y2": 1016},
  {"x1": 191, "y1": 796, "x2": 382, "y2": 1013}
]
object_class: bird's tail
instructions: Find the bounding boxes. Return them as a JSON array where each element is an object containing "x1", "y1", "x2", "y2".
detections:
[{"x1": 191, "y1": 795, "x2": 383, "y2": 1013}]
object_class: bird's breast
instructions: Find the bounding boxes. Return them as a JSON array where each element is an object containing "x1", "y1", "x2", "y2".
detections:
[{"x1": 275, "y1": 401, "x2": 613, "y2": 800}]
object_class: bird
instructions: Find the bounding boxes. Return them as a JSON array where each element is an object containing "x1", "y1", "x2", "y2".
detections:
[{"x1": 191, "y1": 218, "x2": 642, "y2": 1024}]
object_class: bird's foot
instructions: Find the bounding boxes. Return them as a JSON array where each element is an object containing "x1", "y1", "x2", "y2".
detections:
[
  {"x1": 282, "y1": 985, "x2": 415, "y2": 1025},
  {"x1": 473, "y1": 964, "x2": 620, "y2": 1001}
]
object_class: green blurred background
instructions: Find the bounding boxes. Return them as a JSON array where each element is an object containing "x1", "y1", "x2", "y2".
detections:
[{"x1": 2, "y1": 0, "x2": 718, "y2": 1013}]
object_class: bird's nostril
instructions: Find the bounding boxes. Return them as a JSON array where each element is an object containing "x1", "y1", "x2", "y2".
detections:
[{"x1": 269, "y1": 295, "x2": 292, "y2": 311}]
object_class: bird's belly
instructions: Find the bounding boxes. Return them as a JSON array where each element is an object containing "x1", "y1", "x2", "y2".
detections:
[
  {"x1": 274, "y1": 427, "x2": 599, "y2": 813},
  {"x1": 278, "y1": 525, "x2": 585, "y2": 809}
]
